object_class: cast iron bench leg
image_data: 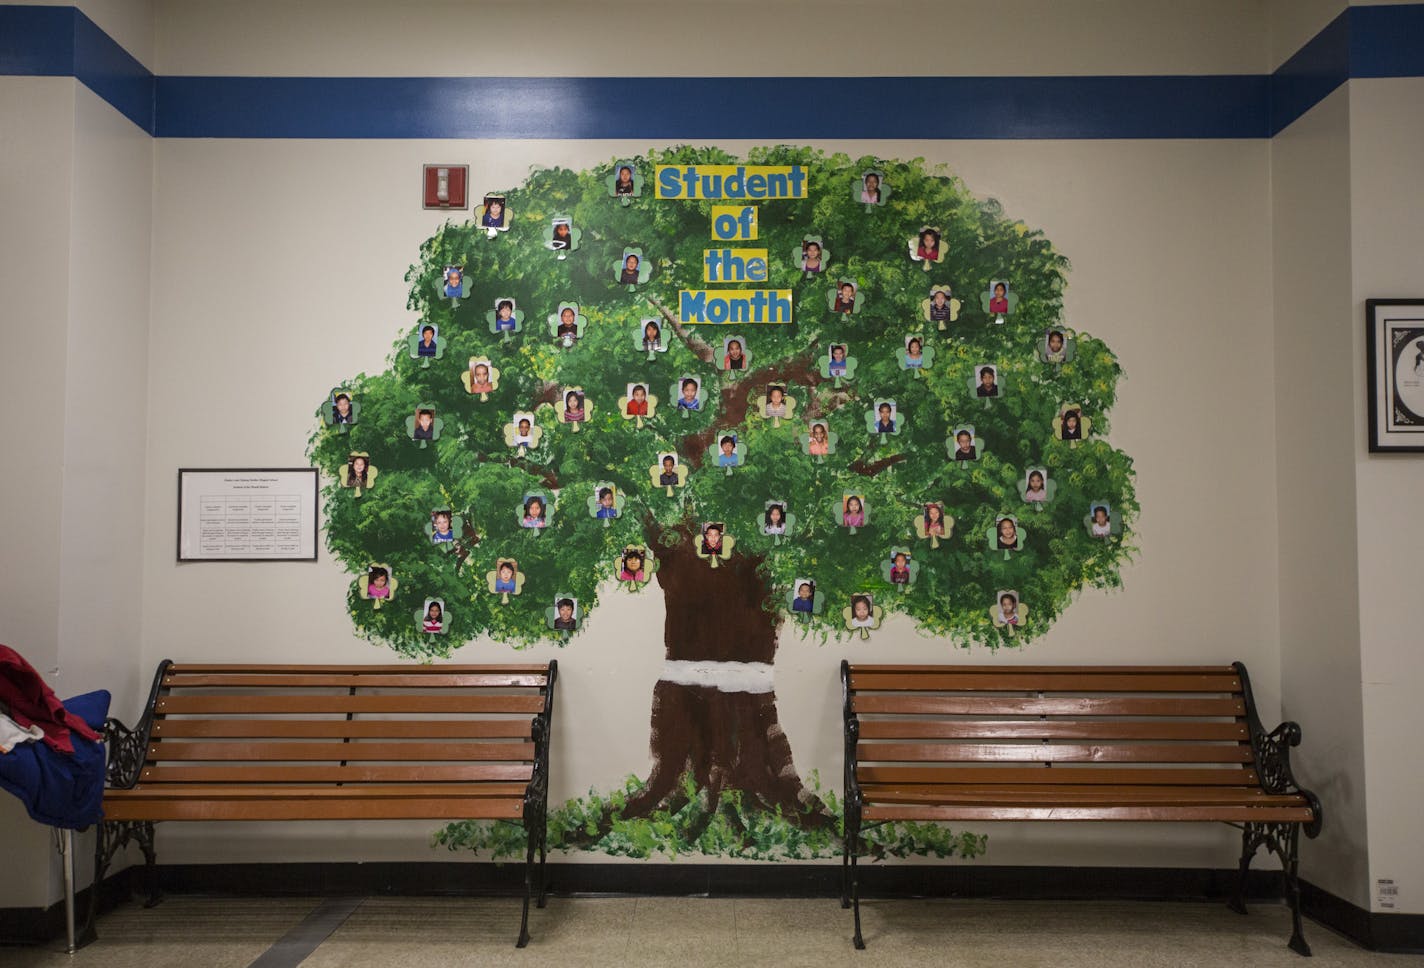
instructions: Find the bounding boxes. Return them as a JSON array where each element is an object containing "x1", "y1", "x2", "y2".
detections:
[
  {"x1": 516, "y1": 827, "x2": 534, "y2": 947},
  {"x1": 1227, "y1": 821, "x2": 1311, "y2": 956}
]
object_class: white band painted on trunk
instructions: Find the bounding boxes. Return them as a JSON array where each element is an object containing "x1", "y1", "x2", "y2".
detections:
[{"x1": 659, "y1": 660, "x2": 775, "y2": 694}]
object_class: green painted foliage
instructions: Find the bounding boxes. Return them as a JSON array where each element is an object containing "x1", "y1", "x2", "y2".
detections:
[{"x1": 308, "y1": 146, "x2": 1136, "y2": 657}]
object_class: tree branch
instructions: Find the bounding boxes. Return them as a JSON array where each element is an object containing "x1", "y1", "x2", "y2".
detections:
[
  {"x1": 680, "y1": 348, "x2": 827, "y2": 469},
  {"x1": 646, "y1": 294, "x2": 715, "y2": 364},
  {"x1": 849, "y1": 453, "x2": 907, "y2": 477},
  {"x1": 476, "y1": 454, "x2": 559, "y2": 490}
]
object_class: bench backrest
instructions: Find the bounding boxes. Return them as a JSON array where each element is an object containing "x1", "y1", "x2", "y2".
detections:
[
  {"x1": 115, "y1": 661, "x2": 555, "y2": 791},
  {"x1": 843, "y1": 662, "x2": 1271, "y2": 791}
]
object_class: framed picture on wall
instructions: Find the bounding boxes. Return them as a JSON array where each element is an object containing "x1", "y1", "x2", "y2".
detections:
[
  {"x1": 177, "y1": 468, "x2": 320, "y2": 561},
  {"x1": 1366, "y1": 299, "x2": 1424, "y2": 452}
]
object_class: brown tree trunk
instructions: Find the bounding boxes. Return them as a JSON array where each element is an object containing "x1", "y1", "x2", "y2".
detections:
[{"x1": 619, "y1": 536, "x2": 831, "y2": 829}]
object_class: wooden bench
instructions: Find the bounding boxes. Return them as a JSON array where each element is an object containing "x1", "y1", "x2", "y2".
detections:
[
  {"x1": 840, "y1": 662, "x2": 1322, "y2": 954},
  {"x1": 89, "y1": 660, "x2": 556, "y2": 947}
]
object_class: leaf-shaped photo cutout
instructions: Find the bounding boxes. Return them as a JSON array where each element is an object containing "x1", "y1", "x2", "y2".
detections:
[
  {"x1": 408, "y1": 325, "x2": 445, "y2": 367},
  {"x1": 617, "y1": 383, "x2": 658, "y2": 429},
  {"x1": 834, "y1": 493, "x2": 870, "y2": 534},
  {"x1": 1019, "y1": 468, "x2": 1057, "y2": 509},
  {"x1": 544, "y1": 216, "x2": 580, "y2": 257},
  {"x1": 649, "y1": 453, "x2": 689, "y2": 497},
  {"x1": 844, "y1": 593, "x2": 883, "y2": 639},
  {"x1": 694, "y1": 523, "x2": 734, "y2": 569},
  {"x1": 406, "y1": 406, "x2": 443, "y2": 449},
  {"x1": 615, "y1": 247, "x2": 652, "y2": 289},
  {"x1": 820, "y1": 344, "x2": 858, "y2": 387},
  {"x1": 786, "y1": 577, "x2": 823, "y2": 619},
  {"x1": 517, "y1": 491, "x2": 552, "y2": 533},
  {"x1": 476, "y1": 195, "x2": 510, "y2": 239},
  {"x1": 922, "y1": 285, "x2": 962, "y2": 330},
  {"x1": 988, "y1": 515, "x2": 1026, "y2": 561},
  {"x1": 856, "y1": 171, "x2": 890, "y2": 208},
  {"x1": 637, "y1": 317, "x2": 668, "y2": 359},
  {"x1": 1084, "y1": 502, "x2": 1123, "y2": 539},
  {"x1": 558, "y1": 387, "x2": 592, "y2": 433},
  {"x1": 339, "y1": 453, "x2": 378, "y2": 497},
  {"x1": 947, "y1": 427, "x2": 983, "y2": 465},
  {"x1": 721, "y1": 336, "x2": 752, "y2": 373},
  {"x1": 899, "y1": 336, "x2": 935, "y2": 376},
  {"x1": 908, "y1": 226, "x2": 948, "y2": 269},
  {"x1": 606, "y1": 161, "x2": 643, "y2": 204},
  {"x1": 756, "y1": 385, "x2": 797, "y2": 428},
  {"x1": 708, "y1": 433, "x2": 744, "y2": 475},
  {"x1": 1039, "y1": 327, "x2": 1077, "y2": 366},
  {"x1": 425, "y1": 510, "x2": 464, "y2": 550},
  {"x1": 793, "y1": 236, "x2": 829, "y2": 276},
  {"x1": 865, "y1": 399, "x2": 904, "y2": 441},
  {"x1": 462, "y1": 358, "x2": 500, "y2": 400},
  {"x1": 357, "y1": 563, "x2": 396, "y2": 610},
  {"x1": 980, "y1": 279, "x2": 1019, "y2": 322},
  {"x1": 1052, "y1": 404, "x2": 1091, "y2": 445},
  {"x1": 503, "y1": 412, "x2": 542, "y2": 456},
  {"x1": 319, "y1": 388, "x2": 359, "y2": 433},
  {"x1": 828, "y1": 279, "x2": 865, "y2": 316},
  {"x1": 991, "y1": 590, "x2": 1028, "y2": 636},
  {"x1": 761, "y1": 501, "x2": 795, "y2": 544},
  {"x1": 588, "y1": 482, "x2": 625, "y2": 526},
  {"x1": 486, "y1": 558, "x2": 525, "y2": 604},
  {"x1": 801, "y1": 420, "x2": 839, "y2": 462},
  {"x1": 546, "y1": 595, "x2": 581, "y2": 635},
  {"x1": 438, "y1": 265, "x2": 466, "y2": 304},
  {"x1": 970, "y1": 364, "x2": 1004, "y2": 405},
  {"x1": 913, "y1": 502, "x2": 954, "y2": 549},
  {"x1": 486, "y1": 297, "x2": 524, "y2": 338},
  {"x1": 617, "y1": 546, "x2": 656, "y2": 588},
  {"x1": 417, "y1": 599, "x2": 448, "y2": 636},
  {"x1": 549, "y1": 302, "x2": 587, "y2": 349},
  {"x1": 671, "y1": 376, "x2": 708, "y2": 419},
  {"x1": 881, "y1": 548, "x2": 919, "y2": 592}
]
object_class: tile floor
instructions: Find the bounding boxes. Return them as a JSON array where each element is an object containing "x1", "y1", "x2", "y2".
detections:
[{"x1": 5, "y1": 895, "x2": 1422, "y2": 968}]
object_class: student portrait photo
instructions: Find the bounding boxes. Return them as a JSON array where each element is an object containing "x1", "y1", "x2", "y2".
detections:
[
  {"x1": 343, "y1": 453, "x2": 374, "y2": 488},
  {"x1": 442, "y1": 265, "x2": 464, "y2": 298},
  {"x1": 996, "y1": 516, "x2": 1020, "y2": 551},
  {"x1": 562, "y1": 388, "x2": 586, "y2": 423},
  {"x1": 548, "y1": 217, "x2": 573, "y2": 250},
  {"x1": 556, "y1": 305, "x2": 580, "y2": 343},
  {"x1": 677, "y1": 377, "x2": 701, "y2": 411},
  {"x1": 510, "y1": 412, "x2": 537, "y2": 446},
  {"x1": 657, "y1": 453, "x2": 680, "y2": 487},
  {"x1": 829, "y1": 343, "x2": 849, "y2": 376},
  {"x1": 976, "y1": 365, "x2": 1000, "y2": 397},
  {"x1": 481, "y1": 196, "x2": 506, "y2": 228},
  {"x1": 1089, "y1": 503, "x2": 1113, "y2": 538},
  {"x1": 806, "y1": 421, "x2": 832, "y2": 456},
  {"x1": 928, "y1": 286, "x2": 956, "y2": 322},
  {"x1": 923, "y1": 503, "x2": 947, "y2": 536},
  {"x1": 995, "y1": 590, "x2": 1022, "y2": 628},
  {"x1": 422, "y1": 599, "x2": 445, "y2": 634},
  {"x1": 521, "y1": 494, "x2": 548, "y2": 529},
  {"x1": 625, "y1": 383, "x2": 649, "y2": 416},
  {"x1": 595, "y1": 485, "x2": 619, "y2": 519},
  {"x1": 700, "y1": 522, "x2": 725, "y2": 556},
  {"x1": 1023, "y1": 468, "x2": 1050, "y2": 503},
  {"x1": 988, "y1": 280, "x2": 1011, "y2": 316},
  {"x1": 842, "y1": 494, "x2": 866, "y2": 528},
  {"x1": 552, "y1": 597, "x2": 578, "y2": 631},
  {"x1": 833, "y1": 280, "x2": 858, "y2": 314},
  {"x1": 618, "y1": 548, "x2": 647, "y2": 582},
  {"x1": 849, "y1": 593, "x2": 875, "y2": 627},
  {"x1": 1060, "y1": 407, "x2": 1083, "y2": 440},
  {"x1": 951, "y1": 427, "x2": 977, "y2": 461},
  {"x1": 416, "y1": 324, "x2": 439, "y2": 357},
  {"x1": 364, "y1": 565, "x2": 391, "y2": 600},
  {"x1": 723, "y1": 337, "x2": 748, "y2": 371},
  {"x1": 904, "y1": 337, "x2": 926, "y2": 370},
  {"x1": 619, "y1": 251, "x2": 642, "y2": 284},
  {"x1": 717, "y1": 434, "x2": 740, "y2": 467},
  {"x1": 763, "y1": 502, "x2": 789, "y2": 536},
  {"x1": 888, "y1": 550, "x2": 912, "y2": 585},
  {"x1": 860, "y1": 171, "x2": 884, "y2": 205},
  {"x1": 412, "y1": 407, "x2": 436, "y2": 440},
  {"x1": 801, "y1": 239, "x2": 824, "y2": 273},
  {"x1": 466, "y1": 358, "x2": 496, "y2": 395},
  {"x1": 430, "y1": 509, "x2": 455, "y2": 544},
  {"x1": 912, "y1": 227, "x2": 943, "y2": 262},
  {"x1": 874, "y1": 401, "x2": 897, "y2": 434},
  {"x1": 614, "y1": 164, "x2": 636, "y2": 196},
  {"x1": 492, "y1": 298, "x2": 518, "y2": 332},
  {"x1": 330, "y1": 391, "x2": 355, "y2": 425},
  {"x1": 1043, "y1": 329, "x2": 1070, "y2": 363},
  {"x1": 791, "y1": 579, "x2": 817, "y2": 615},
  {"x1": 493, "y1": 559, "x2": 519, "y2": 595},
  {"x1": 764, "y1": 384, "x2": 788, "y2": 418},
  {"x1": 642, "y1": 319, "x2": 662, "y2": 352}
]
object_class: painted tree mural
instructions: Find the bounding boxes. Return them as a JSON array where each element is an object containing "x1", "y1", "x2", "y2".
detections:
[{"x1": 309, "y1": 146, "x2": 1136, "y2": 859}]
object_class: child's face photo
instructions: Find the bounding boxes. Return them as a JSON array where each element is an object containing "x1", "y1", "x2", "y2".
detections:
[
  {"x1": 812, "y1": 424, "x2": 827, "y2": 441},
  {"x1": 682, "y1": 381, "x2": 698, "y2": 401},
  {"x1": 600, "y1": 490, "x2": 614, "y2": 508},
  {"x1": 704, "y1": 526, "x2": 722, "y2": 549},
  {"x1": 769, "y1": 387, "x2": 784, "y2": 403},
  {"x1": 498, "y1": 563, "x2": 514, "y2": 580},
  {"x1": 832, "y1": 346, "x2": 846, "y2": 361},
  {"x1": 933, "y1": 292, "x2": 947, "y2": 306},
  {"x1": 853, "y1": 598, "x2": 871, "y2": 620},
  {"x1": 473, "y1": 364, "x2": 489, "y2": 380},
  {"x1": 926, "y1": 504, "x2": 942, "y2": 522},
  {"x1": 497, "y1": 302, "x2": 513, "y2": 320},
  {"x1": 1029, "y1": 472, "x2": 1045, "y2": 490},
  {"x1": 956, "y1": 431, "x2": 972, "y2": 450},
  {"x1": 557, "y1": 603, "x2": 574, "y2": 620},
  {"x1": 371, "y1": 572, "x2": 387, "y2": 589},
  {"x1": 727, "y1": 340, "x2": 743, "y2": 359},
  {"x1": 798, "y1": 583, "x2": 812, "y2": 600},
  {"x1": 840, "y1": 284, "x2": 854, "y2": 300},
  {"x1": 662, "y1": 456, "x2": 675, "y2": 470},
  {"x1": 561, "y1": 308, "x2": 575, "y2": 325},
  {"x1": 1000, "y1": 594, "x2": 1017, "y2": 615},
  {"x1": 907, "y1": 340, "x2": 922, "y2": 357},
  {"x1": 879, "y1": 404, "x2": 891, "y2": 418},
  {"x1": 433, "y1": 512, "x2": 450, "y2": 531},
  {"x1": 518, "y1": 419, "x2": 531, "y2": 434},
  {"x1": 721, "y1": 439, "x2": 735, "y2": 455},
  {"x1": 351, "y1": 457, "x2": 368, "y2": 474},
  {"x1": 999, "y1": 519, "x2": 1018, "y2": 543},
  {"x1": 417, "y1": 411, "x2": 433, "y2": 430},
  {"x1": 1094, "y1": 507, "x2": 1109, "y2": 524},
  {"x1": 633, "y1": 386, "x2": 647, "y2": 401},
  {"x1": 1048, "y1": 332, "x2": 1064, "y2": 351},
  {"x1": 1065, "y1": 413, "x2": 1080, "y2": 433},
  {"x1": 646, "y1": 322, "x2": 659, "y2": 339},
  {"x1": 768, "y1": 506, "x2": 784, "y2": 524},
  {"x1": 864, "y1": 174, "x2": 879, "y2": 192},
  {"x1": 625, "y1": 255, "x2": 639, "y2": 271},
  {"x1": 488, "y1": 200, "x2": 503, "y2": 218},
  {"x1": 527, "y1": 498, "x2": 543, "y2": 517},
  {"x1": 805, "y1": 242, "x2": 821, "y2": 259},
  {"x1": 421, "y1": 327, "x2": 435, "y2": 343},
  {"x1": 618, "y1": 166, "x2": 633, "y2": 184},
  {"x1": 980, "y1": 369, "x2": 996, "y2": 387},
  {"x1": 334, "y1": 395, "x2": 350, "y2": 415},
  {"x1": 894, "y1": 553, "x2": 907, "y2": 567},
  {"x1": 994, "y1": 283, "x2": 1007, "y2": 297},
  {"x1": 554, "y1": 221, "x2": 570, "y2": 236},
  {"x1": 846, "y1": 496, "x2": 863, "y2": 514}
]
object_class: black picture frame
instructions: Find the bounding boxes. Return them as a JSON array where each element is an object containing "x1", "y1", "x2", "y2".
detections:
[
  {"x1": 177, "y1": 468, "x2": 320, "y2": 561},
  {"x1": 1365, "y1": 299, "x2": 1424, "y2": 453}
]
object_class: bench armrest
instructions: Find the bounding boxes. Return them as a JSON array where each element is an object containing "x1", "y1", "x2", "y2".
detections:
[
  {"x1": 1234, "y1": 661, "x2": 1323, "y2": 838},
  {"x1": 102, "y1": 717, "x2": 147, "y2": 790}
]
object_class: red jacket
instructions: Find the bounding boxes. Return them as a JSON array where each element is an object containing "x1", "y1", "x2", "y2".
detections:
[{"x1": 0, "y1": 646, "x2": 100, "y2": 755}]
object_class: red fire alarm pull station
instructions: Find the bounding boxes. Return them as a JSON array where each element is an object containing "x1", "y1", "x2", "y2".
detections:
[{"x1": 423, "y1": 165, "x2": 469, "y2": 209}]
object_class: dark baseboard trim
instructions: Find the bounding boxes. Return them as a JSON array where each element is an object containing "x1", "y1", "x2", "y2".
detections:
[
  {"x1": 0, "y1": 867, "x2": 133, "y2": 946},
  {"x1": 1301, "y1": 879, "x2": 1424, "y2": 954}
]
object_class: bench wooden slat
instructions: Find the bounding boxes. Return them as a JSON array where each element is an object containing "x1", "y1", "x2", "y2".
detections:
[
  {"x1": 102, "y1": 798, "x2": 526, "y2": 822},
  {"x1": 852, "y1": 696, "x2": 1246, "y2": 717},
  {"x1": 862, "y1": 804, "x2": 1317, "y2": 823},
  {"x1": 849, "y1": 665, "x2": 1238, "y2": 675},
  {"x1": 163, "y1": 673, "x2": 547, "y2": 688},
  {"x1": 138, "y1": 764, "x2": 534, "y2": 784},
  {"x1": 151, "y1": 719, "x2": 532, "y2": 739},
  {"x1": 855, "y1": 765, "x2": 1259, "y2": 786},
  {"x1": 857, "y1": 742, "x2": 1254, "y2": 764},
  {"x1": 849, "y1": 672, "x2": 1241, "y2": 693},
  {"x1": 860, "y1": 785, "x2": 1307, "y2": 806},
  {"x1": 144, "y1": 741, "x2": 535, "y2": 762},
  {"x1": 856, "y1": 720, "x2": 1248, "y2": 741},
  {"x1": 165, "y1": 664, "x2": 550, "y2": 674},
  {"x1": 113, "y1": 784, "x2": 529, "y2": 799},
  {"x1": 154, "y1": 695, "x2": 545, "y2": 714}
]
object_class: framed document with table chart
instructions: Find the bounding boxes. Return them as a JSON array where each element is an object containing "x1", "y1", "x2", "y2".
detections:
[
  {"x1": 1366, "y1": 299, "x2": 1424, "y2": 452},
  {"x1": 178, "y1": 468, "x2": 319, "y2": 561}
]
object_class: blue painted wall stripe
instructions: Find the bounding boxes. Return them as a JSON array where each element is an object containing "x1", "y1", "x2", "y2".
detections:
[
  {"x1": 2, "y1": 4, "x2": 1422, "y2": 140},
  {"x1": 155, "y1": 74, "x2": 1270, "y2": 140}
]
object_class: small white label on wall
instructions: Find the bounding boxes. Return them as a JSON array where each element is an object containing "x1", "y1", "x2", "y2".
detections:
[{"x1": 1376, "y1": 878, "x2": 1398, "y2": 910}]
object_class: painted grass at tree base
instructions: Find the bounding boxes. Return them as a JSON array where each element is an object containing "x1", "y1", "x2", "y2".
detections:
[{"x1": 308, "y1": 145, "x2": 1136, "y2": 859}]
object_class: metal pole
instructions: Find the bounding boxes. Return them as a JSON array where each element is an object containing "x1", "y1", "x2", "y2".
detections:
[{"x1": 58, "y1": 827, "x2": 77, "y2": 954}]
